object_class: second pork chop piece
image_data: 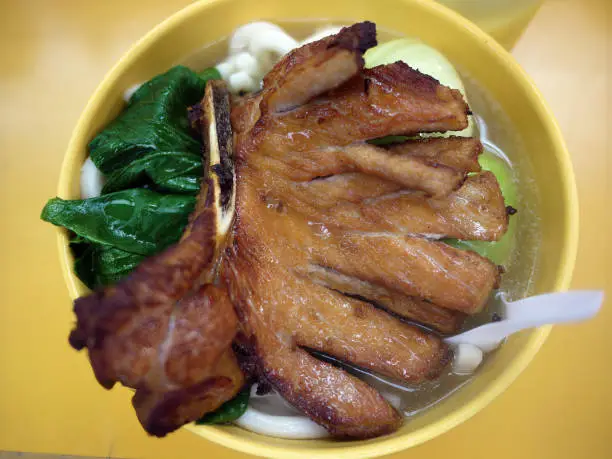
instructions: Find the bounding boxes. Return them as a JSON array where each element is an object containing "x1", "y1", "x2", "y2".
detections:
[
  {"x1": 223, "y1": 22, "x2": 507, "y2": 438},
  {"x1": 69, "y1": 81, "x2": 244, "y2": 437}
]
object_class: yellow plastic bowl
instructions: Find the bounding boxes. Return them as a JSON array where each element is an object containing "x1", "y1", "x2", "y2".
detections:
[{"x1": 55, "y1": 0, "x2": 578, "y2": 457}]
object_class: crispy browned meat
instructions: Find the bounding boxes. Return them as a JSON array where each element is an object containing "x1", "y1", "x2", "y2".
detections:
[
  {"x1": 295, "y1": 171, "x2": 508, "y2": 240},
  {"x1": 131, "y1": 284, "x2": 243, "y2": 436},
  {"x1": 69, "y1": 81, "x2": 243, "y2": 436},
  {"x1": 225, "y1": 223, "x2": 405, "y2": 437},
  {"x1": 248, "y1": 325, "x2": 402, "y2": 438},
  {"x1": 255, "y1": 167, "x2": 405, "y2": 207},
  {"x1": 263, "y1": 143, "x2": 466, "y2": 196},
  {"x1": 351, "y1": 171, "x2": 508, "y2": 241},
  {"x1": 73, "y1": 281, "x2": 243, "y2": 436},
  {"x1": 387, "y1": 136, "x2": 483, "y2": 173},
  {"x1": 254, "y1": 137, "x2": 483, "y2": 205},
  {"x1": 251, "y1": 167, "x2": 506, "y2": 242},
  {"x1": 226, "y1": 197, "x2": 451, "y2": 382},
  {"x1": 162, "y1": 286, "x2": 238, "y2": 388},
  {"x1": 303, "y1": 265, "x2": 465, "y2": 334},
  {"x1": 261, "y1": 21, "x2": 377, "y2": 112},
  {"x1": 313, "y1": 232, "x2": 499, "y2": 314},
  {"x1": 69, "y1": 184, "x2": 221, "y2": 390},
  {"x1": 133, "y1": 349, "x2": 243, "y2": 437},
  {"x1": 246, "y1": 62, "x2": 470, "y2": 156},
  {"x1": 70, "y1": 22, "x2": 509, "y2": 440},
  {"x1": 220, "y1": 22, "x2": 501, "y2": 438}
]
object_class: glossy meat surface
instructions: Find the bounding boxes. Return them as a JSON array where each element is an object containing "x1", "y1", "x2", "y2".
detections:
[
  {"x1": 304, "y1": 265, "x2": 465, "y2": 334},
  {"x1": 249, "y1": 61, "x2": 470, "y2": 155},
  {"x1": 264, "y1": 143, "x2": 467, "y2": 197},
  {"x1": 314, "y1": 171, "x2": 509, "y2": 240},
  {"x1": 68, "y1": 22, "x2": 509, "y2": 440},
  {"x1": 262, "y1": 21, "x2": 377, "y2": 112},
  {"x1": 226, "y1": 183, "x2": 452, "y2": 382},
  {"x1": 387, "y1": 136, "x2": 483, "y2": 173},
  {"x1": 69, "y1": 184, "x2": 222, "y2": 391},
  {"x1": 222, "y1": 22, "x2": 503, "y2": 438},
  {"x1": 262, "y1": 170, "x2": 507, "y2": 241},
  {"x1": 133, "y1": 349, "x2": 243, "y2": 437}
]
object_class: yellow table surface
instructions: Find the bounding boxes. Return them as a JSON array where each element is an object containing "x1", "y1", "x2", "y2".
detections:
[{"x1": 0, "y1": 0, "x2": 609, "y2": 457}]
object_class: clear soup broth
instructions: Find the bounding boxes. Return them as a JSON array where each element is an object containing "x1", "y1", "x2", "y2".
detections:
[{"x1": 181, "y1": 19, "x2": 541, "y2": 419}]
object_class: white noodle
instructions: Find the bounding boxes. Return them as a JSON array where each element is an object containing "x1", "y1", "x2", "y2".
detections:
[
  {"x1": 123, "y1": 82, "x2": 142, "y2": 102},
  {"x1": 451, "y1": 343, "x2": 484, "y2": 375},
  {"x1": 80, "y1": 157, "x2": 105, "y2": 199},
  {"x1": 217, "y1": 22, "x2": 298, "y2": 94}
]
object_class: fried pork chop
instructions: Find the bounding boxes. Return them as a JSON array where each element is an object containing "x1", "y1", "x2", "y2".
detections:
[
  {"x1": 68, "y1": 21, "x2": 510, "y2": 440},
  {"x1": 69, "y1": 81, "x2": 244, "y2": 437},
  {"x1": 222, "y1": 22, "x2": 507, "y2": 438}
]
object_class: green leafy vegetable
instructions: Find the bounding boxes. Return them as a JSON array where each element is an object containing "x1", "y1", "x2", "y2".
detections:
[
  {"x1": 41, "y1": 189, "x2": 195, "y2": 256},
  {"x1": 87, "y1": 65, "x2": 221, "y2": 196},
  {"x1": 196, "y1": 389, "x2": 250, "y2": 425},
  {"x1": 102, "y1": 151, "x2": 202, "y2": 194},
  {"x1": 198, "y1": 67, "x2": 222, "y2": 81},
  {"x1": 41, "y1": 65, "x2": 219, "y2": 288},
  {"x1": 41, "y1": 64, "x2": 245, "y2": 423},
  {"x1": 90, "y1": 66, "x2": 205, "y2": 175},
  {"x1": 368, "y1": 135, "x2": 411, "y2": 146},
  {"x1": 71, "y1": 242, "x2": 145, "y2": 289}
]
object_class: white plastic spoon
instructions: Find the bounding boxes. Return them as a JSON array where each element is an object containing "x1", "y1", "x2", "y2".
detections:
[{"x1": 445, "y1": 290, "x2": 604, "y2": 352}]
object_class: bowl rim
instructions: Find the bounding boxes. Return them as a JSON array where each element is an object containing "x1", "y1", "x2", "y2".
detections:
[{"x1": 55, "y1": 0, "x2": 579, "y2": 457}]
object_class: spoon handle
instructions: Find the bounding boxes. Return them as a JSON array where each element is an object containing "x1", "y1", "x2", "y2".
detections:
[{"x1": 445, "y1": 291, "x2": 604, "y2": 350}]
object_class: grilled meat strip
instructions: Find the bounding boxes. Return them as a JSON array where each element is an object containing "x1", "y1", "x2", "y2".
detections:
[
  {"x1": 303, "y1": 265, "x2": 466, "y2": 334},
  {"x1": 131, "y1": 289, "x2": 244, "y2": 437},
  {"x1": 226, "y1": 180, "x2": 452, "y2": 382},
  {"x1": 387, "y1": 136, "x2": 482, "y2": 172},
  {"x1": 261, "y1": 20, "x2": 377, "y2": 113},
  {"x1": 250, "y1": 61, "x2": 470, "y2": 155}
]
